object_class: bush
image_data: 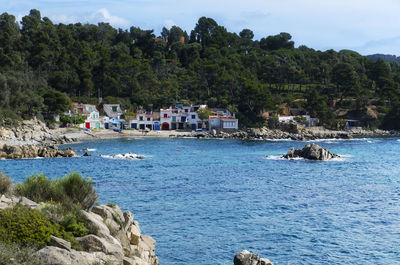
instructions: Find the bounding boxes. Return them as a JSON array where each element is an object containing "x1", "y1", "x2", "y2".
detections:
[
  {"x1": 55, "y1": 172, "x2": 97, "y2": 210},
  {"x1": 0, "y1": 205, "x2": 78, "y2": 249},
  {"x1": 0, "y1": 173, "x2": 12, "y2": 195},
  {"x1": 0, "y1": 241, "x2": 42, "y2": 265},
  {"x1": 15, "y1": 173, "x2": 97, "y2": 210},
  {"x1": 14, "y1": 174, "x2": 54, "y2": 203},
  {"x1": 0, "y1": 206, "x2": 56, "y2": 247}
]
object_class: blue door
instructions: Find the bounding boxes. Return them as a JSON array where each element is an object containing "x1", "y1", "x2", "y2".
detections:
[
  {"x1": 131, "y1": 123, "x2": 137, "y2": 129},
  {"x1": 191, "y1": 124, "x2": 196, "y2": 130},
  {"x1": 105, "y1": 123, "x2": 109, "y2": 129}
]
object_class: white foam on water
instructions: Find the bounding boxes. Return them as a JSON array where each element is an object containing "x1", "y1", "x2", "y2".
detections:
[
  {"x1": 101, "y1": 153, "x2": 145, "y2": 160},
  {"x1": 87, "y1": 148, "x2": 97, "y2": 151}
]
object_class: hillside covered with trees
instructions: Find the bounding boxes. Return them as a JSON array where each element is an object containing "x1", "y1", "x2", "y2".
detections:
[{"x1": 1, "y1": 9, "x2": 400, "y2": 129}]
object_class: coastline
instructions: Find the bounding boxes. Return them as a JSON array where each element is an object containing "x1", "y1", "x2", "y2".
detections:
[{"x1": 55, "y1": 126, "x2": 400, "y2": 144}]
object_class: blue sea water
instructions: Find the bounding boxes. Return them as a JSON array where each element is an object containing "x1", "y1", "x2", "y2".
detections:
[{"x1": 1, "y1": 137, "x2": 400, "y2": 264}]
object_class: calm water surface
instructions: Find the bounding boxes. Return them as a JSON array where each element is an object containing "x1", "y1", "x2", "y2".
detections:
[{"x1": 1, "y1": 137, "x2": 400, "y2": 264}]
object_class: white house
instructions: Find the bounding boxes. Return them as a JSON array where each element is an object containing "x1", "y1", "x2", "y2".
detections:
[
  {"x1": 278, "y1": 115, "x2": 294, "y2": 123},
  {"x1": 221, "y1": 117, "x2": 239, "y2": 130},
  {"x1": 79, "y1": 110, "x2": 101, "y2": 129},
  {"x1": 160, "y1": 108, "x2": 172, "y2": 130},
  {"x1": 136, "y1": 112, "x2": 154, "y2": 130}
]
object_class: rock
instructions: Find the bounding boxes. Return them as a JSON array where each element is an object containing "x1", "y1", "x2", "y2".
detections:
[
  {"x1": 79, "y1": 210, "x2": 111, "y2": 238},
  {"x1": 0, "y1": 144, "x2": 77, "y2": 159},
  {"x1": 49, "y1": 235, "x2": 72, "y2": 252},
  {"x1": 36, "y1": 246, "x2": 88, "y2": 265},
  {"x1": 18, "y1": 196, "x2": 40, "y2": 209},
  {"x1": 92, "y1": 204, "x2": 124, "y2": 236},
  {"x1": 123, "y1": 211, "x2": 134, "y2": 231},
  {"x1": 83, "y1": 152, "x2": 91, "y2": 156},
  {"x1": 76, "y1": 234, "x2": 124, "y2": 261},
  {"x1": 234, "y1": 250, "x2": 273, "y2": 265},
  {"x1": 282, "y1": 144, "x2": 339, "y2": 160},
  {"x1": 129, "y1": 222, "x2": 141, "y2": 245}
]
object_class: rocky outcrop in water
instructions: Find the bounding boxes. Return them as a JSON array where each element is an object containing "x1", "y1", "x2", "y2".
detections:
[
  {"x1": 0, "y1": 144, "x2": 77, "y2": 159},
  {"x1": 0, "y1": 195, "x2": 158, "y2": 265},
  {"x1": 234, "y1": 250, "x2": 273, "y2": 265},
  {"x1": 0, "y1": 118, "x2": 74, "y2": 145},
  {"x1": 282, "y1": 144, "x2": 339, "y2": 160}
]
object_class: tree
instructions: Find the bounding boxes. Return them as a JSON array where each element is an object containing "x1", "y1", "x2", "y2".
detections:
[{"x1": 260, "y1": 32, "x2": 294, "y2": 50}]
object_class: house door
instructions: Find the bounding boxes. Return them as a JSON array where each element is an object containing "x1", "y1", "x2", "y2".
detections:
[
  {"x1": 191, "y1": 124, "x2": 196, "y2": 130},
  {"x1": 162, "y1": 122, "x2": 169, "y2": 130},
  {"x1": 85, "y1": 122, "x2": 90, "y2": 129}
]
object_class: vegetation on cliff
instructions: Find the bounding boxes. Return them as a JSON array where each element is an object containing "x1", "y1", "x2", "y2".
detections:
[{"x1": 1, "y1": 9, "x2": 400, "y2": 128}]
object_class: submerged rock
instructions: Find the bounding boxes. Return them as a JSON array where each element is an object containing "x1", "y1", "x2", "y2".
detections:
[
  {"x1": 282, "y1": 143, "x2": 339, "y2": 160},
  {"x1": 234, "y1": 250, "x2": 273, "y2": 265}
]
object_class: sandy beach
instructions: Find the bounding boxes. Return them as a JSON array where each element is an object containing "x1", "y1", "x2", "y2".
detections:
[{"x1": 56, "y1": 128, "x2": 194, "y2": 142}]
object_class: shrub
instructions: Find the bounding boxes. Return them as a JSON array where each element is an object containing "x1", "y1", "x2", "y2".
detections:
[
  {"x1": 0, "y1": 205, "x2": 78, "y2": 249},
  {"x1": 0, "y1": 241, "x2": 42, "y2": 265},
  {"x1": 0, "y1": 206, "x2": 55, "y2": 247},
  {"x1": 0, "y1": 173, "x2": 12, "y2": 195},
  {"x1": 15, "y1": 173, "x2": 97, "y2": 211},
  {"x1": 60, "y1": 214, "x2": 88, "y2": 237},
  {"x1": 55, "y1": 172, "x2": 97, "y2": 210},
  {"x1": 14, "y1": 174, "x2": 54, "y2": 203}
]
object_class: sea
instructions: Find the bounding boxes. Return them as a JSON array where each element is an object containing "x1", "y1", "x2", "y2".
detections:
[{"x1": 1, "y1": 137, "x2": 400, "y2": 264}]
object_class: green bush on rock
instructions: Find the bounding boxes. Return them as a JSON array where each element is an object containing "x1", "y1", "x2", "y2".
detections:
[
  {"x1": 0, "y1": 173, "x2": 13, "y2": 195},
  {"x1": 0, "y1": 206, "x2": 55, "y2": 247},
  {"x1": 15, "y1": 172, "x2": 97, "y2": 210}
]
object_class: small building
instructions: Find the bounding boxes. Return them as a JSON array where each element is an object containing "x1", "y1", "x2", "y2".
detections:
[
  {"x1": 136, "y1": 112, "x2": 154, "y2": 130},
  {"x1": 221, "y1": 117, "x2": 239, "y2": 130},
  {"x1": 160, "y1": 108, "x2": 172, "y2": 130},
  {"x1": 103, "y1": 104, "x2": 123, "y2": 119},
  {"x1": 278, "y1": 115, "x2": 294, "y2": 123}
]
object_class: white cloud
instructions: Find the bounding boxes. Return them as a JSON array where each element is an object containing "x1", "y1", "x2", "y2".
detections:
[
  {"x1": 164, "y1": 19, "x2": 176, "y2": 29},
  {"x1": 50, "y1": 14, "x2": 78, "y2": 24},
  {"x1": 88, "y1": 8, "x2": 129, "y2": 27}
]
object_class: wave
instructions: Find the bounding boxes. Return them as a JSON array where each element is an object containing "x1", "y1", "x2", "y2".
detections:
[
  {"x1": 264, "y1": 154, "x2": 351, "y2": 162},
  {"x1": 101, "y1": 153, "x2": 145, "y2": 160},
  {"x1": 87, "y1": 148, "x2": 97, "y2": 151}
]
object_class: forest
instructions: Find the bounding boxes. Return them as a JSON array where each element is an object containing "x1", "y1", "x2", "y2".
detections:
[{"x1": 0, "y1": 9, "x2": 399, "y2": 129}]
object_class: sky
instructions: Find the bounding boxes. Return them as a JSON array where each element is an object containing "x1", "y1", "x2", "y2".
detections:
[{"x1": 2, "y1": 0, "x2": 400, "y2": 56}]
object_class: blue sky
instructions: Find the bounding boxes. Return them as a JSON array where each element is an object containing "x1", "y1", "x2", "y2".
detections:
[{"x1": 3, "y1": 0, "x2": 400, "y2": 56}]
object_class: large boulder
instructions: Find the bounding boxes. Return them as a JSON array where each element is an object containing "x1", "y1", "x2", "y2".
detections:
[
  {"x1": 79, "y1": 210, "x2": 111, "y2": 238},
  {"x1": 36, "y1": 246, "x2": 88, "y2": 265},
  {"x1": 234, "y1": 250, "x2": 273, "y2": 265},
  {"x1": 76, "y1": 234, "x2": 124, "y2": 261},
  {"x1": 282, "y1": 144, "x2": 339, "y2": 160}
]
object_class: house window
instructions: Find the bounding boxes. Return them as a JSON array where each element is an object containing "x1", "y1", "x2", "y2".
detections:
[
  {"x1": 185, "y1": 109, "x2": 188, "y2": 112},
  {"x1": 164, "y1": 113, "x2": 168, "y2": 118},
  {"x1": 89, "y1": 107, "x2": 93, "y2": 112},
  {"x1": 147, "y1": 118, "x2": 151, "y2": 121},
  {"x1": 112, "y1": 106, "x2": 117, "y2": 112},
  {"x1": 191, "y1": 115, "x2": 196, "y2": 119},
  {"x1": 139, "y1": 116, "x2": 143, "y2": 121}
]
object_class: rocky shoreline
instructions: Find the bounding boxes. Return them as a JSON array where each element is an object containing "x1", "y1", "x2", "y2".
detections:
[
  {"x1": 0, "y1": 194, "x2": 158, "y2": 265},
  {"x1": 184, "y1": 126, "x2": 398, "y2": 141}
]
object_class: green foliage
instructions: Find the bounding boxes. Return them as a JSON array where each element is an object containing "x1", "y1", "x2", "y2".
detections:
[
  {"x1": 15, "y1": 174, "x2": 54, "y2": 203},
  {"x1": 0, "y1": 241, "x2": 42, "y2": 265},
  {"x1": 0, "y1": 172, "x2": 12, "y2": 195},
  {"x1": 60, "y1": 214, "x2": 89, "y2": 237},
  {"x1": 15, "y1": 173, "x2": 97, "y2": 210},
  {"x1": 197, "y1": 107, "x2": 211, "y2": 120},
  {"x1": 0, "y1": 206, "x2": 55, "y2": 247}
]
